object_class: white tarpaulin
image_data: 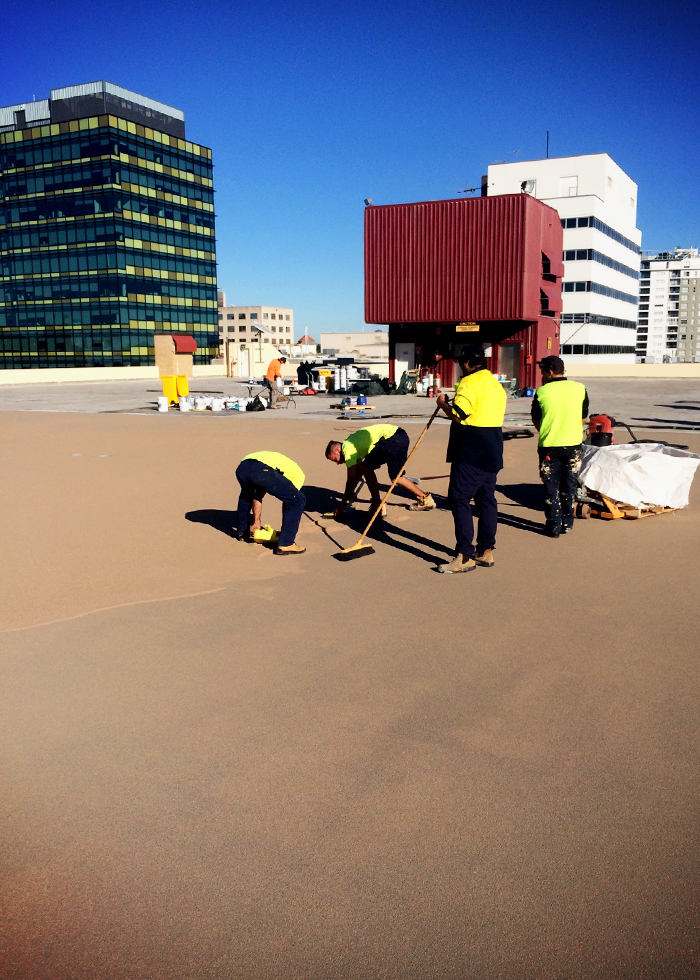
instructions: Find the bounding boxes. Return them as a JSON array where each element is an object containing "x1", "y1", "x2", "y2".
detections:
[{"x1": 579, "y1": 443, "x2": 700, "y2": 509}]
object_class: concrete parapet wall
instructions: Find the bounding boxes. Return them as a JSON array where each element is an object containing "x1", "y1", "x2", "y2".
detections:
[
  {"x1": 0, "y1": 366, "x2": 159, "y2": 385},
  {"x1": 0, "y1": 364, "x2": 226, "y2": 386},
  {"x1": 567, "y1": 364, "x2": 700, "y2": 379},
  {"x1": 192, "y1": 364, "x2": 227, "y2": 378}
]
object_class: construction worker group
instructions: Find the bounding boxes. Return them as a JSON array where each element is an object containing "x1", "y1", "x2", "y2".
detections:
[{"x1": 236, "y1": 346, "x2": 589, "y2": 569}]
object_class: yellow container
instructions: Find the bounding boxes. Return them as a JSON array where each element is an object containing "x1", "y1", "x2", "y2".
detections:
[
  {"x1": 252, "y1": 525, "x2": 280, "y2": 544},
  {"x1": 161, "y1": 375, "x2": 178, "y2": 404},
  {"x1": 176, "y1": 375, "x2": 189, "y2": 397}
]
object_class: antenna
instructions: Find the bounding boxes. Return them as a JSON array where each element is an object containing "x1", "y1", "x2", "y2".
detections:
[{"x1": 546, "y1": 131, "x2": 550, "y2": 159}]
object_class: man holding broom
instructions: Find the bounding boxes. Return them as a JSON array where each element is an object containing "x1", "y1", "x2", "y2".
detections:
[
  {"x1": 325, "y1": 424, "x2": 435, "y2": 516},
  {"x1": 436, "y1": 345, "x2": 507, "y2": 574}
]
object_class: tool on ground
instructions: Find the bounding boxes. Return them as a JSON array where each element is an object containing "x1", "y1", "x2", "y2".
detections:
[
  {"x1": 252, "y1": 525, "x2": 279, "y2": 544},
  {"x1": 333, "y1": 404, "x2": 442, "y2": 561},
  {"x1": 405, "y1": 474, "x2": 450, "y2": 485}
]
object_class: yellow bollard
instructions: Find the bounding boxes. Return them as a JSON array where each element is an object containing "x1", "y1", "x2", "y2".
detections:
[
  {"x1": 176, "y1": 375, "x2": 189, "y2": 398},
  {"x1": 161, "y1": 375, "x2": 178, "y2": 404}
]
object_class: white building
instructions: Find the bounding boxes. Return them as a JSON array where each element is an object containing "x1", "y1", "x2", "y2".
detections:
[
  {"x1": 320, "y1": 330, "x2": 388, "y2": 360},
  {"x1": 486, "y1": 154, "x2": 641, "y2": 363},
  {"x1": 637, "y1": 248, "x2": 700, "y2": 362},
  {"x1": 217, "y1": 298, "x2": 294, "y2": 352}
]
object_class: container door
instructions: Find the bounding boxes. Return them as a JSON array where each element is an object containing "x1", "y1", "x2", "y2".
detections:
[
  {"x1": 394, "y1": 343, "x2": 415, "y2": 383},
  {"x1": 498, "y1": 344, "x2": 521, "y2": 385}
]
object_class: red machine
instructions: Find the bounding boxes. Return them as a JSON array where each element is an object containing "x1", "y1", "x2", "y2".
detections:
[{"x1": 588, "y1": 414, "x2": 615, "y2": 446}]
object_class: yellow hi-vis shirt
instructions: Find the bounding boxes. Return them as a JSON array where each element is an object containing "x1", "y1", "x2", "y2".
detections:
[
  {"x1": 242, "y1": 451, "x2": 305, "y2": 489},
  {"x1": 453, "y1": 369, "x2": 507, "y2": 427},
  {"x1": 341, "y1": 424, "x2": 398, "y2": 468}
]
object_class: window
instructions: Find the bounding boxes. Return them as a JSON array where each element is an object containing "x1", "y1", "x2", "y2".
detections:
[
  {"x1": 218, "y1": 314, "x2": 222, "y2": 320},
  {"x1": 239, "y1": 325, "x2": 246, "y2": 332},
  {"x1": 227, "y1": 314, "x2": 235, "y2": 319},
  {"x1": 270, "y1": 313, "x2": 276, "y2": 319},
  {"x1": 559, "y1": 175, "x2": 578, "y2": 196},
  {"x1": 285, "y1": 315, "x2": 290, "y2": 321},
  {"x1": 238, "y1": 313, "x2": 246, "y2": 319},
  {"x1": 607, "y1": 176, "x2": 613, "y2": 188},
  {"x1": 250, "y1": 313, "x2": 258, "y2": 319},
  {"x1": 263, "y1": 313, "x2": 268, "y2": 319}
]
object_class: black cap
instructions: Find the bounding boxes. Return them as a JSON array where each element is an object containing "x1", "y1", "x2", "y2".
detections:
[{"x1": 537, "y1": 355, "x2": 565, "y2": 374}]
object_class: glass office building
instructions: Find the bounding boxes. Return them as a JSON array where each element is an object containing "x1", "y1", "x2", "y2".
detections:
[{"x1": 0, "y1": 82, "x2": 218, "y2": 369}]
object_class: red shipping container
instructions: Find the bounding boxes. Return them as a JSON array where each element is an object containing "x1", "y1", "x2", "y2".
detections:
[{"x1": 364, "y1": 194, "x2": 563, "y2": 388}]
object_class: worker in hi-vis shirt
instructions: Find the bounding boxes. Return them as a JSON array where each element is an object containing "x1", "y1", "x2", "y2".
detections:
[
  {"x1": 325, "y1": 424, "x2": 435, "y2": 516},
  {"x1": 531, "y1": 355, "x2": 589, "y2": 538},
  {"x1": 435, "y1": 345, "x2": 507, "y2": 574},
  {"x1": 235, "y1": 451, "x2": 306, "y2": 555}
]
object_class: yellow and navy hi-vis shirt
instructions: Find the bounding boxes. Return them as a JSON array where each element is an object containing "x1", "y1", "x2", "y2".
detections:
[
  {"x1": 242, "y1": 451, "x2": 305, "y2": 490},
  {"x1": 447, "y1": 369, "x2": 507, "y2": 471},
  {"x1": 531, "y1": 377, "x2": 589, "y2": 448},
  {"x1": 341, "y1": 424, "x2": 398, "y2": 468}
]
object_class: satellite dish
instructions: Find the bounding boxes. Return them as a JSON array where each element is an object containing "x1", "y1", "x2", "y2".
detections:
[
  {"x1": 521, "y1": 180, "x2": 536, "y2": 194},
  {"x1": 364, "y1": 198, "x2": 373, "y2": 205}
]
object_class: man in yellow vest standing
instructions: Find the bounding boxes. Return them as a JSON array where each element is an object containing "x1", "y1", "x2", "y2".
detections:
[
  {"x1": 531, "y1": 355, "x2": 589, "y2": 538},
  {"x1": 435, "y1": 345, "x2": 507, "y2": 574},
  {"x1": 235, "y1": 451, "x2": 306, "y2": 555}
]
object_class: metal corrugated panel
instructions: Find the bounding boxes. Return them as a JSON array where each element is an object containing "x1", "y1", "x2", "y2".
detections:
[
  {"x1": 0, "y1": 100, "x2": 50, "y2": 127},
  {"x1": 366, "y1": 195, "x2": 563, "y2": 324},
  {"x1": 50, "y1": 81, "x2": 184, "y2": 121}
]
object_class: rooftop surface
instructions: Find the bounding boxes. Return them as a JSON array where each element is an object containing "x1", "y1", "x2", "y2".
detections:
[{"x1": 1, "y1": 393, "x2": 699, "y2": 977}]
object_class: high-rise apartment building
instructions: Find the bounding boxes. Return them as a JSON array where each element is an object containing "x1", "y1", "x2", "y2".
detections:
[
  {"x1": 0, "y1": 81, "x2": 218, "y2": 369},
  {"x1": 637, "y1": 248, "x2": 700, "y2": 362},
  {"x1": 486, "y1": 154, "x2": 641, "y2": 364}
]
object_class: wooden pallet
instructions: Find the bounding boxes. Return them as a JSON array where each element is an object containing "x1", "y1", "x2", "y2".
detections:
[
  {"x1": 330, "y1": 403, "x2": 376, "y2": 410},
  {"x1": 620, "y1": 504, "x2": 679, "y2": 520},
  {"x1": 581, "y1": 491, "x2": 679, "y2": 520}
]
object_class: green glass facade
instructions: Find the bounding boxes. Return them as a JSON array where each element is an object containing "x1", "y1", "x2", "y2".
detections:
[{"x1": 0, "y1": 113, "x2": 218, "y2": 368}]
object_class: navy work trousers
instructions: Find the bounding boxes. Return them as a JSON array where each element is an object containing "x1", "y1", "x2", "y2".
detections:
[
  {"x1": 538, "y1": 447, "x2": 582, "y2": 533},
  {"x1": 235, "y1": 458, "x2": 305, "y2": 547},
  {"x1": 448, "y1": 461, "x2": 499, "y2": 559}
]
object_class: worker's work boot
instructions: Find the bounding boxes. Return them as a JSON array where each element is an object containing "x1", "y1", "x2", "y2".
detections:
[
  {"x1": 274, "y1": 542, "x2": 306, "y2": 556},
  {"x1": 409, "y1": 492, "x2": 436, "y2": 511},
  {"x1": 371, "y1": 500, "x2": 387, "y2": 518},
  {"x1": 474, "y1": 548, "x2": 495, "y2": 567},
  {"x1": 438, "y1": 554, "x2": 476, "y2": 574}
]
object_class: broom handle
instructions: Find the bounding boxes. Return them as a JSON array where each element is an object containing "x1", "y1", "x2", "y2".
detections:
[{"x1": 353, "y1": 404, "x2": 442, "y2": 547}]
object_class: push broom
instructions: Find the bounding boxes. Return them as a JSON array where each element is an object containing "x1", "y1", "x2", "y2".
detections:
[{"x1": 334, "y1": 404, "x2": 442, "y2": 561}]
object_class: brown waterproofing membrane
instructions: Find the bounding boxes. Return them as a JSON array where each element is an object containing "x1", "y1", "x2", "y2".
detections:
[{"x1": 1, "y1": 411, "x2": 699, "y2": 979}]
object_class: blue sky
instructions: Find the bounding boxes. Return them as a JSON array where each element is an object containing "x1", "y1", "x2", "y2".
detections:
[{"x1": 2, "y1": 0, "x2": 698, "y2": 337}]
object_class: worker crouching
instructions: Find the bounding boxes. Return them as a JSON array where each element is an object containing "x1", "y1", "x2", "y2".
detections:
[
  {"x1": 325, "y1": 424, "x2": 435, "y2": 516},
  {"x1": 235, "y1": 451, "x2": 306, "y2": 555}
]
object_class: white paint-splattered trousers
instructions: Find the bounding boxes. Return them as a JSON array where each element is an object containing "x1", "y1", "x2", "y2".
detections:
[{"x1": 538, "y1": 446, "x2": 583, "y2": 533}]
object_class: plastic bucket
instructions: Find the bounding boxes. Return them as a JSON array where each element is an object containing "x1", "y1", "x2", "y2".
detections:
[
  {"x1": 157, "y1": 396, "x2": 169, "y2": 412},
  {"x1": 179, "y1": 396, "x2": 190, "y2": 412},
  {"x1": 525, "y1": 387, "x2": 534, "y2": 397}
]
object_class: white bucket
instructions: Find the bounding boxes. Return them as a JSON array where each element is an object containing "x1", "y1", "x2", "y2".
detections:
[
  {"x1": 194, "y1": 397, "x2": 207, "y2": 411},
  {"x1": 157, "y1": 396, "x2": 169, "y2": 412},
  {"x1": 282, "y1": 385, "x2": 290, "y2": 395},
  {"x1": 179, "y1": 397, "x2": 190, "y2": 412},
  {"x1": 212, "y1": 398, "x2": 225, "y2": 412}
]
